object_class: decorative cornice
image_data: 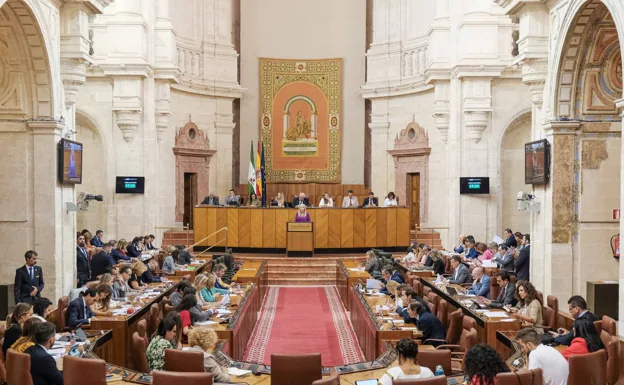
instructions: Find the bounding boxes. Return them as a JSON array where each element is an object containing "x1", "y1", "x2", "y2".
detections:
[
  {"x1": 388, "y1": 148, "x2": 432, "y2": 158},
  {"x1": 61, "y1": 58, "x2": 89, "y2": 107},
  {"x1": 113, "y1": 109, "x2": 142, "y2": 142},
  {"x1": 61, "y1": 0, "x2": 113, "y2": 14},
  {"x1": 27, "y1": 120, "x2": 65, "y2": 136},
  {"x1": 494, "y1": 0, "x2": 546, "y2": 15},
  {"x1": 96, "y1": 63, "x2": 152, "y2": 78},
  {"x1": 172, "y1": 147, "x2": 216, "y2": 157},
  {"x1": 153, "y1": 67, "x2": 181, "y2": 84},
  {"x1": 359, "y1": 82, "x2": 433, "y2": 99},
  {"x1": 171, "y1": 81, "x2": 246, "y2": 99},
  {"x1": 452, "y1": 64, "x2": 507, "y2": 79},
  {"x1": 542, "y1": 120, "x2": 582, "y2": 135}
]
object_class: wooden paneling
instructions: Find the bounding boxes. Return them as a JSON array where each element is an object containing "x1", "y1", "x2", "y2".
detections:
[
  {"x1": 396, "y1": 207, "x2": 410, "y2": 246},
  {"x1": 314, "y1": 209, "x2": 329, "y2": 248},
  {"x1": 353, "y1": 210, "x2": 366, "y2": 248},
  {"x1": 275, "y1": 210, "x2": 289, "y2": 248},
  {"x1": 328, "y1": 209, "x2": 342, "y2": 248},
  {"x1": 376, "y1": 209, "x2": 388, "y2": 247},
  {"x1": 194, "y1": 207, "x2": 207, "y2": 245},
  {"x1": 262, "y1": 210, "x2": 276, "y2": 248},
  {"x1": 227, "y1": 208, "x2": 239, "y2": 247},
  {"x1": 365, "y1": 209, "x2": 377, "y2": 248},
  {"x1": 386, "y1": 208, "x2": 397, "y2": 246},
  {"x1": 238, "y1": 209, "x2": 251, "y2": 247},
  {"x1": 207, "y1": 208, "x2": 217, "y2": 245},
  {"x1": 340, "y1": 210, "x2": 354, "y2": 248},
  {"x1": 250, "y1": 209, "x2": 263, "y2": 248},
  {"x1": 216, "y1": 210, "x2": 227, "y2": 245}
]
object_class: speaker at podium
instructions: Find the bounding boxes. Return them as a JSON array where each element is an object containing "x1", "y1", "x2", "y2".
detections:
[{"x1": 286, "y1": 222, "x2": 314, "y2": 257}]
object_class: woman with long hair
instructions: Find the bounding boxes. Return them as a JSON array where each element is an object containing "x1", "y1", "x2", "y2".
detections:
[
  {"x1": 129, "y1": 261, "x2": 147, "y2": 290},
  {"x1": 127, "y1": 236, "x2": 144, "y2": 259},
  {"x1": 2, "y1": 303, "x2": 33, "y2": 355},
  {"x1": 175, "y1": 294, "x2": 197, "y2": 338},
  {"x1": 11, "y1": 318, "x2": 43, "y2": 353},
  {"x1": 146, "y1": 316, "x2": 179, "y2": 371},
  {"x1": 273, "y1": 192, "x2": 285, "y2": 207},
  {"x1": 510, "y1": 280, "x2": 544, "y2": 333},
  {"x1": 463, "y1": 344, "x2": 508, "y2": 385},
  {"x1": 161, "y1": 245, "x2": 177, "y2": 274},
  {"x1": 378, "y1": 338, "x2": 433, "y2": 384},
  {"x1": 193, "y1": 274, "x2": 210, "y2": 306},
  {"x1": 428, "y1": 249, "x2": 446, "y2": 275},
  {"x1": 200, "y1": 274, "x2": 228, "y2": 303},
  {"x1": 112, "y1": 239, "x2": 131, "y2": 262},
  {"x1": 364, "y1": 250, "x2": 381, "y2": 277},
  {"x1": 319, "y1": 193, "x2": 334, "y2": 207},
  {"x1": 247, "y1": 192, "x2": 261, "y2": 207},
  {"x1": 561, "y1": 317, "x2": 605, "y2": 360},
  {"x1": 294, "y1": 204, "x2": 311, "y2": 222},
  {"x1": 32, "y1": 297, "x2": 53, "y2": 322},
  {"x1": 92, "y1": 284, "x2": 114, "y2": 316},
  {"x1": 384, "y1": 192, "x2": 398, "y2": 207}
]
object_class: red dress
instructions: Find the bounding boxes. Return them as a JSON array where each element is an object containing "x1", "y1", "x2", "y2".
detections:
[{"x1": 561, "y1": 337, "x2": 589, "y2": 361}]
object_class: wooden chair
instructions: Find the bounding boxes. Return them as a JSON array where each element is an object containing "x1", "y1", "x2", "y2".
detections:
[
  {"x1": 393, "y1": 377, "x2": 447, "y2": 385},
  {"x1": 312, "y1": 374, "x2": 340, "y2": 385},
  {"x1": 0, "y1": 349, "x2": 6, "y2": 384},
  {"x1": 164, "y1": 348, "x2": 204, "y2": 372},
  {"x1": 437, "y1": 299, "x2": 449, "y2": 329},
  {"x1": 131, "y1": 331, "x2": 149, "y2": 372},
  {"x1": 137, "y1": 319, "x2": 149, "y2": 345},
  {"x1": 271, "y1": 353, "x2": 322, "y2": 385},
  {"x1": 595, "y1": 315, "x2": 617, "y2": 337},
  {"x1": 153, "y1": 371, "x2": 213, "y2": 385},
  {"x1": 543, "y1": 295, "x2": 558, "y2": 332},
  {"x1": 63, "y1": 356, "x2": 107, "y2": 385},
  {"x1": 567, "y1": 349, "x2": 607, "y2": 385},
  {"x1": 57, "y1": 296, "x2": 69, "y2": 332},
  {"x1": 6, "y1": 349, "x2": 33, "y2": 385},
  {"x1": 494, "y1": 368, "x2": 543, "y2": 385},
  {"x1": 148, "y1": 304, "x2": 162, "y2": 338},
  {"x1": 426, "y1": 309, "x2": 463, "y2": 346},
  {"x1": 418, "y1": 349, "x2": 451, "y2": 375},
  {"x1": 426, "y1": 293, "x2": 440, "y2": 316},
  {"x1": 604, "y1": 335, "x2": 620, "y2": 385}
]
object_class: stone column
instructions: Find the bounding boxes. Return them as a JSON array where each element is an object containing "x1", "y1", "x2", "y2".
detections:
[
  {"x1": 214, "y1": 98, "x2": 235, "y2": 195},
  {"x1": 369, "y1": 101, "x2": 391, "y2": 199},
  {"x1": 617, "y1": 98, "x2": 624, "y2": 335}
]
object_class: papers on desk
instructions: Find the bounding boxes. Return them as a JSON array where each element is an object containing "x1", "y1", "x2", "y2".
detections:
[
  {"x1": 401, "y1": 327, "x2": 418, "y2": 331},
  {"x1": 366, "y1": 279, "x2": 382, "y2": 289},
  {"x1": 368, "y1": 292, "x2": 386, "y2": 297},
  {"x1": 195, "y1": 320, "x2": 218, "y2": 326},
  {"x1": 228, "y1": 368, "x2": 252, "y2": 376},
  {"x1": 348, "y1": 268, "x2": 362, "y2": 271},
  {"x1": 482, "y1": 260, "x2": 497, "y2": 268},
  {"x1": 480, "y1": 311, "x2": 509, "y2": 318},
  {"x1": 434, "y1": 274, "x2": 444, "y2": 284},
  {"x1": 217, "y1": 309, "x2": 233, "y2": 315}
]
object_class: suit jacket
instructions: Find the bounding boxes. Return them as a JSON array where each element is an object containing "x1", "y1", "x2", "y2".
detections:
[
  {"x1": 90, "y1": 236, "x2": 104, "y2": 248},
  {"x1": 505, "y1": 234, "x2": 518, "y2": 248},
  {"x1": 2, "y1": 324, "x2": 22, "y2": 356},
  {"x1": 471, "y1": 274, "x2": 491, "y2": 298},
  {"x1": 76, "y1": 246, "x2": 90, "y2": 283},
  {"x1": 554, "y1": 311, "x2": 599, "y2": 346},
  {"x1": 177, "y1": 250, "x2": 193, "y2": 265},
  {"x1": 490, "y1": 282, "x2": 517, "y2": 308},
  {"x1": 418, "y1": 312, "x2": 446, "y2": 345},
  {"x1": 66, "y1": 297, "x2": 94, "y2": 329},
  {"x1": 464, "y1": 247, "x2": 479, "y2": 259},
  {"x1": 494, "y1": 251, "x2": 515, "y2": 271},
  {"x1": 515, "y1": 245, "x2": 530, "y2": 281},
  {"x1": 89, "y1": 251, "x2": 115, "y2": 281},
  {"x1": 449, "y1": 264, "x2": 471, "y2": 284},
  {"x1": 14, "y1": 265, "x2": 44, "y2": 304},
  {"x1": 362, "y1": 197, "x2": 378, "y2": 207},
  {"x1": 292, "y1": 197, "x2": 310, "y2": 207},
  {"x1": 381, "y1": 271, "x2": 405, "y2": 294},
  {"x1": 213, "y1": 273, "x2": 229, "y2": 290},
  {"x1": 126, "y1": 244, "x2": 141, "y2": 259},
  {"x1": 111, "y1": 248, "x2": 131, "y2": 263},
  {"x1": 341, "y1": 196, "x2": 359, "y2": 207},
  {"x1": 201, "y1": 196, "x2": 220, "y2": 205},
  {"x1": 25, "y1": 344, "x2": 64, "y2": 385}
]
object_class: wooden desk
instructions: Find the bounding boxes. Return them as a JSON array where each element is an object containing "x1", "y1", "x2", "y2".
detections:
[
  {"x1": 336, "y1": 261, "x2": 370, "y2": 309},
  {"x1": 287, "y1": 222, "x2": 314, "y2": 257},
  {"x1": 193, "y1": 207, "x2": 410, "y2": 249}
]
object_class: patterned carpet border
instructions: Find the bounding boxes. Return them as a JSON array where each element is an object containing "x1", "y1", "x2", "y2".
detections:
[
  {"x1": 324, "y1": 286, "x2": 365, "y2": 364},
  {"x1": 244, "y1": 286, "x2": 280, "y2": 363}
]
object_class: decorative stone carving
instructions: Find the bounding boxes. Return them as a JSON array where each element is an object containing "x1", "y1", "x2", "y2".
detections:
[
  {"x1": 464, "y1": 110, "x2": 490, "y2": 143},
  {"x1": 114, "y1": 109, "x2": 141, "y2": 142},
  {"x1": 432, "y1": 102, "x2": 450, "y2": 143},
  {"x1": 173, "y1": 122, "x2": 216, "y2": 222},
  {"x1": 519, "y1": 58, "x2": 547, "y2": 107},
  {"x1": 154, "y1": 81, "x2": 172, "y2": 142},
  {"x1": 60, "y1": 58, "x2": 89, "y2": 106},
  {"x1": 388, "y1": 122, "x2": 431, "y2": 223}
]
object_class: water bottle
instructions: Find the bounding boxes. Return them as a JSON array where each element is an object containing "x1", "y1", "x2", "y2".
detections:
[{"x1": 434, "y1": 365, "x2": 444, "y2": 376}]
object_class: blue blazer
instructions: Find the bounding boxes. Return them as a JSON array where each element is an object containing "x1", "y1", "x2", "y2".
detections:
[
  {"x1": 454, "y1": 245, "x2": 464, "y2": 254},
  {"x1": 126, "y1": 244, "x2": 141, "y2": 259},
  {"x1": 14, "y1": 265, "x2": 44, "y2": 304},
  {"x1": 470, "y1": 274, "x2": 491, "y2": 298},
  {"x1": 66, "y1": 297, "x2": 94, "y2": 329},
  {"x1": 464, "y1": 247, "x2": 479, "y2": 259},
  {"x1": 111, "y1": 248, "x2": 131, "y2": 263},
  {"x1": 91, "y1": 236, "x2": 104, "y2": 248},
  {"x1": 505, "y1": 234, "x2": 517, "y2": 248},
  {"x1": 380, "y1": 272, "x2": 404, "y2": 294},
  {"x1": 418, "y1": 312, "x2": 446, "y2": 345},
  {"x1": 25, "y1": 344, "x2": 64, "y2": 385}
]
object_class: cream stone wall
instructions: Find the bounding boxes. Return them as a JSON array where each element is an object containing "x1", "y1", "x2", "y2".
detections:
[{"x1": 239, "y1": 0, "x2": 366, "y2": 184}]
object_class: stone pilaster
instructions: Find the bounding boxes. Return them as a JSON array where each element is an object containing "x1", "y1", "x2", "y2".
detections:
[
  {"x1": 432, "y1": 81, "x2": 451, "y2": 143},
  {"x1": 369, "y1": 103, "x2": 391, "y2": 198},
  {"x1": 616, "y1": 98, "x2": 624, "y2": 335},
  {"x1": 112, "y1": 77, "x2": 143, "y2": 142},
  {"x1": 214, "y1": 98, "x2": 235, "y2": 195},
  {"x1": 462, "y1": 78, "x2": 492, "y2": 143}
]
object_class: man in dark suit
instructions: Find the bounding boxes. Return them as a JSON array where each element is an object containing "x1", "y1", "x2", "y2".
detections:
[
  {"x1": 89, "y1": 241, "x2": 115, "y2": 281},
  {"x1": 362, "y1": 192, "x2": 378, "y2": 207},
  {"x1": 494, "y1": 244, "x2": 514, "y2": 271},
  {"x1": 504, "y1": 228, "x2": 517, "y2": 248},
  {"x1": 515, "y1": 234, "x2": 531, "y2": 281},
  {"x1": 66, "y1": 288, "x2": 97, "y2": 329},
  {"x1": 408, "y1": 301, "x2": 446, "y2": 346},
  {"x1": 446, "y1": 256, "x2": 471, "y2": 284},
  {"x1": 380, "y1": 267, "x2": 404, "y2": 294},
  {"x1": 76, "y1": 233, "x2": 90, "y2": 287},
  {"x1": 485, "y1": 271, "x2": 517, "y2": 308},
  {"x1": 292, "y1": 192, "x2": 310, "y2": 207},
  {"x1": 396, "y1": 289, "x2": 429, "y2": 323},
  {"x1": 201, "y1": 193, "x2": 220, "y2": 205},
  {"x1": 25, "y1": 322, "x2": 63, "y2": 385},
  {"x1": 14, "y1": 250, "x2": 44, "y2": 304},
  {"x1": 554, "y1": 295, "x2": 599, "y2": 346},
  {"x1": 91, "y1": 230, "x2": 105, "y2": 247}
]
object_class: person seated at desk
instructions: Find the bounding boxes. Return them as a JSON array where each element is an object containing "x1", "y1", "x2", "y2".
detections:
[
  {"x1": 392, "y1": 284, "x2": 409, "y2": 309},
  {"x1": 115, "y1": 266, "x2": 132, "y2": 297},
  {"x1": 175, "y1": 294, "x2": 197, "y2": 340},
  {"x1": 385, "y1": 280, "x2": 400, "y2": 300},
  {"x1": 482, "y1": 271, "x2": 516, "y2": 308},
  {"x1": 2, "y1": 303, "x2": 33, "y2": 355},
  {"x1": 89, "y1": 241, "x2": 116, "y2": 281},
  {"x1": 32, "y1": 297, "x2": 53, "y2": 322},
  {"x1": 427, "y1": 250, "x2": 446, "y2": 275},
  {"x1": 515, "y1": 328, "x2": 569, "y2": 385},
  {"x1": 318, "y1": 193, "x2": 334, "y2": 207},
  {"x1": 468, "y1": 267, "x2": 490, "y2": 298},
  {"x1": 91, "y1": 229, "x2": 105, "y2": 248},
  {"x1": 553, "y1": 295, "x2": 599, "y2": 346},
  {"x1": 394, "y1": 290, "x2": 429, "y2": 323},
  {"x1": 510, "y1": 280, "x2": 544, "y2": 333},
  {"x1": 293, "y1": 192, "x2": 310, "y2": 207},
  {"x1": 126, "y1": 236, "x2": 144, "y2": 259},
  {"x1": 493, "y1": 244, "x2": 514, "y2": 271},
  {"x1": 25, "y1": 322, "x2": 64, "y2": 385},
  {"x1": 408, "y1": 302, "x2": 446, "y2": 346},
  {"x1": 112, "y1": 239, "x2": 132, "y2": 263},
  {"x1": 342, "y1": 190, "x2": 359, "y2": 207},
  {"x1": 402, "y1": 247, "x2": 416, "y2": 264},
  {"x1": 247, "y1": 192, "x2": 261, "y2": 207},
  {"x1": 141, "y1": 260, "x2": 163, "y2": 283},
  {"x1": 10, "y1": 317, "x2": 42, "y2": 353},
  {"x1": 464, "y1": 344, "x2": 508, "y2": 385},
  {"x1": 462, "y1": 239, "x2": 479, "y2": 260},
  {"x1": 380, "y1": 267, "x2": 404, "y2": 294},
  {"x1": 560, "y1": 317, "x2": 604, "y2": 361},
  {"x1": 129, "y1": 261, "x2": 147, "y2": 290},
  {"x1": 384, "y1": 192, "x2": 398, "y2": 207},
  {"x1": 362, "y1": 192, "x2": 378, "y2": 207},
  {"x1": 200, "y1": 274, "x2": 229, "y2": 303},
  {"x1": 147, "y1": 316, "x2": 180, "y2": 371},
  {"x1": 201, "y1": 193, "x2": 220, "y2": 205},
  {"x1": 91, "y1": 284, "x2": 114, "y2": 316},
  {"x1": 212, "y1": 263, "x2": 231, "y2": 290},
  {"x1": 145, "y1": 234, "x2": 158, "y2": 251},
  {"x1": 172, "y1": 248, "x2": 193, "y2": 266},
  {"x1": 454, "y1": 234, "x2": 467, "y2": 254},
  {"x1": 418, "y1": 245, "x2": 432, "y2": 265},
  {"x1": 444, "y1": 256, "x2": 471, "y2": 284},
  {"x1": 225, "y1": 189, "x2": 240, "y2": 206},
  {"x1": 504, "y1": 228, "x2": 517, "y2": 248},
  {"x1": 364, "y1": 250, "x2": 381, "y2": 278},
  {"x1": 188, "y1": 328, "x2": 232, "y2": 383},
  {"x1": 271, "y1": 192, "x2": 287, "y2": 207},
  {"x1": 481, "y1": 242, "x2": 497, "y2": 262},
  {"x1": 161, "y1": 245, "x2": 177, "y2": 274},
  {"x1": 66, "y1": 288, "x2": 97, "y2": 329},
  {"x1": 183, "y1": 286, "x2": 217, "y2": 322},
  {"x1": 294, "y1": 204, "x2": 311, "y2": 222},
  {"x1": 170, "y1": 280, "x2": 191, "y2": 307},
  {"x1": 378, "y1": 338, "x2": 434, "y2": 385}
]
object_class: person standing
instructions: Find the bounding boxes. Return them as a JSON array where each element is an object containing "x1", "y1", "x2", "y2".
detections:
[
  {"x1": 515, "y1": 234, "x2": 531, "y2": 281},
  {"x1": 515, "y1": 328, "x2": 569, "y2": 385},
  {"x1": 14, "y1": 250, "x2": 44, "y2": 305},
  {"x1": 89, "y1": 241, "x2": 116, "y2": 281},
  {"x1": 76, "y1": 233, "x2": 90, "y2": 287}
]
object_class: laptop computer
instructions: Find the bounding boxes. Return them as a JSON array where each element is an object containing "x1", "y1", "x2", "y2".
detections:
[{"x1": 446, "y1": 286, "x2": 460, "y2": 296}]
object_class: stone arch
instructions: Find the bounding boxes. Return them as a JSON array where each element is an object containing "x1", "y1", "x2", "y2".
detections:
[{"x1": 0, "y1": 0, "x2": 56, "y2": 118}]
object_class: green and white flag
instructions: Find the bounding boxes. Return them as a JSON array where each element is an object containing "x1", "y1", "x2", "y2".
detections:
[{"x1": 247, "y1": 141, "x2": 256, "y2": 195}]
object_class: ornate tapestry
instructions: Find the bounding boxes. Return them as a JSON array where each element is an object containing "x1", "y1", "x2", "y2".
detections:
[{"x1": 259, "y1": 58, "x2": 342, "y2": 183}]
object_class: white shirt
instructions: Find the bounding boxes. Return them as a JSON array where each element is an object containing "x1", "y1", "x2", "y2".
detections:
[
  {"x1": 528, "y1": 344, "x2": 569, "y2": 385},
  {"x1": 379, "y1": 366, "x2": 434, "y2": 385},
  {"x1": 32, "y1": 314, "x2": 46, "y2": 322},
  {"x1": 384, "y1": 198, "x2": 398, "y2": 207},
  {"x1": 318, "y1": 198, "x2": 333, "y2": 207},
  {"x1": 403, "y1": 252, "x2": 415, "y2": 263}
]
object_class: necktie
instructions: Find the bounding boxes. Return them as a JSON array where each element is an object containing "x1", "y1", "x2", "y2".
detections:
[
  {"x1": 29, "y1": 267, "x2": 33, "y2": 280},
  {"x1": 349, "y1": 198, "x2": 352, "y2": 206},
  {"x1": 502, "y1": 287, "x2": 506, "y2": 300}
]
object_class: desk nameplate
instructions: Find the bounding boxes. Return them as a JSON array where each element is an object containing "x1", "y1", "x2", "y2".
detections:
[{"x1": 287, "y1": 222, "x2": 313, "y2": 232}]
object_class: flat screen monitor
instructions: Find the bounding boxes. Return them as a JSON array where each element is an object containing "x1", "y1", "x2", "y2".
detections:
[
  {"x1": 58, "y1": 138, "x2": 83, "y2": 184},
  {"x1": 115, "y1": 176, "x2": 145, "y2": 194},
  {"x1": 525, "y1": 139, "x2": 550, "y2": 185},
  {"x1": 459, "y1": 177, "x2": 489, "y2": 194}
]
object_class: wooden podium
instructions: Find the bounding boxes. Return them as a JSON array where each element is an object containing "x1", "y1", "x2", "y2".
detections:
[{"x1": 287, "y1": 222, "x2": 314, "y2": 257}]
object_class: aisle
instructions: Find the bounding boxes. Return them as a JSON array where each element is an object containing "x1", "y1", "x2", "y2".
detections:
[{"x1": 243, "y1": 286, "x2": 364, "y2": 366}]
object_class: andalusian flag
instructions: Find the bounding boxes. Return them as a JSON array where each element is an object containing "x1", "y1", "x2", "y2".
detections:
[
  {"x1": 248, "y1": 141, "x2": 256, "y2": 195},
  {"x1": 256, "y1": 142, "x2": 262, "y2": 197}
]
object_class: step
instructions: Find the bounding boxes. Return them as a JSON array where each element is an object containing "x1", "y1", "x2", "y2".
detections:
[
  {"x1": 267, "y1": 277, "x2": 337, "y2": 285},
  {"x1": 416, "y1": 233, "x2": 441, "y2": 240},
  {"x1": 266, "y1": 271, "x2": 336, "y2": 279}
]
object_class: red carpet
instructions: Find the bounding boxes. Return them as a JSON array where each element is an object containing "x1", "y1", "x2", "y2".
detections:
[{"x1": 243, "y1": 286, "x2": 364, "y2": 366}]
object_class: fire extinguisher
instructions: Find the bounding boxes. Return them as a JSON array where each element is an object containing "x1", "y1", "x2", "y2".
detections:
[{"x1": 611, "y1": 234, "x2": 620, "y2": 260}]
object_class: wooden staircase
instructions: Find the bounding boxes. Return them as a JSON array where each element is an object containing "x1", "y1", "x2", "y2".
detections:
[
  {"x1": 411, "y1": 230, "x2": 444, "y2": 250},
  {"x1": 266, "y1": 259, "x2": 337, "y2": 285},
  {"x1": 162, "y1": 230, "x2": 193, "y2": 247}
]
